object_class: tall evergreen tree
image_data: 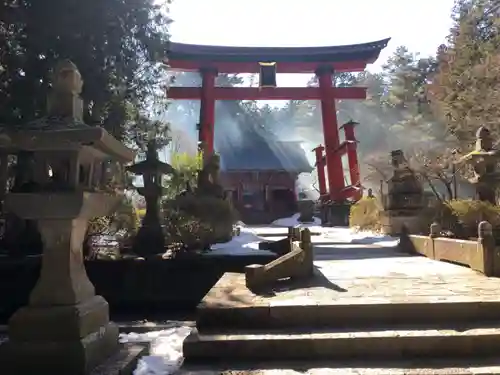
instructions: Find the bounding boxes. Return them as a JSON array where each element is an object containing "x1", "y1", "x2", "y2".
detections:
[
  {"x1": 0, "y1": 0, "x2": 171, "y2": 144},
  {"x1": 430, "y1": 0, "x2": 500, "y2": 146}
]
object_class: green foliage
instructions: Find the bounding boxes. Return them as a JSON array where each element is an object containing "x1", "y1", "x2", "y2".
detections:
[
  {"x1": 159, "y1": 151, "x2": 236, "y2": 251},
  {"x1": 0, "y1": 0, "x2": 171, "y2": 142},
  {"x1": 163, "y1": 195, "x2": 237, "y2": 250},
  {"x1": 416, "y1": 199, "x2": 500, "y2": 237},
  {"x1": 349, "y1": 197, "x2": 382, "y2": 231},
  {"x1": 444, "y1": 199, "x2": 500, "y2": 228},
  {"x1": 430, "y1": 0, "x2": 500, "y2": 146},
  {"x1": 84, "y1": 196, "x2": 139, "y2": 259},
  {"x1": 128, "y1": 114, "x2": 170, "y2": 152},
  {"x1": 86, "y1": 196, "x2": 139, "y2": 239},
  {"x1": 383, "y1": 46, "x2": 438, "y2": 117},
  {"x1": 163, "y1": 152, "x2": 203, "y2": 200}
]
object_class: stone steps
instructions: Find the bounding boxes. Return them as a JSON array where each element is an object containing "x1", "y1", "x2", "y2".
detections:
[
  {"x1": 184, "y1": 253, "x2": 500, "y2": 370},
  {"x1": 197, "y1": 299, "x2": 500, "y2": 330},
  {"x1": 180, "y1": 357, "x2": 500, "y2": 375},
  {"x1": 184, "y1": 323, "x2": 500, "y2": 362}
]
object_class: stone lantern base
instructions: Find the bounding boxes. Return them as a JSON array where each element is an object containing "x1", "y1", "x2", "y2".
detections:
[
  {"x1": 380, "y1": 211, "x2": 422, "y2": 235},
  {"x1": 0, "y1": 192, "x2": 126, "y2": 374},
  {"x1": 1, "y1": 296, "x2": 119, "y2": 374}
]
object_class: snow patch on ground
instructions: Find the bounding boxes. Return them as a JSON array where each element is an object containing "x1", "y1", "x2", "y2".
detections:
[
  {"x1": 207, "y1": 219, "x2": 399, "y2": 256},
  {"x1": 207, "y1": 226, "x2": 275, "y2": 256},
  {"x1": 119, "y1": 324, "x2": 192, "y2": 375},
  {"x1": 271, "y1": 213, "x2": 321, "y2": 227}
]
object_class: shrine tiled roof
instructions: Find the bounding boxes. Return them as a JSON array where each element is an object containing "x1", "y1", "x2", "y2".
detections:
[
  {"x1": 216, "y1": 123, "x2": 313, "y2": 173},
  {"x1": 167, "y1": 38, "x2": 391, "y2": 64}
]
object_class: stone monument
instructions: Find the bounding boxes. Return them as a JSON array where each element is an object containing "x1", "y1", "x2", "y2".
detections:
[
  {"x1": 0, "y1": 60, "x2": 135, "y2": 374},
  {"x1": 380, "y1": 150, "x2": 424, "y2": 235},
  {"x1": 126, "y1": 139, "x2": 175, "y2": 256},
  {"x1": 457, "y1": 126, "x2": 500, "y2": 204}
]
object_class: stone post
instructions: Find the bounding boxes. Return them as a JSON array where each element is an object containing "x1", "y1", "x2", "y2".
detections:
[
  {"x1": 299, "y1": 228, "x2": 314, "y2": 277},
  {"x1": 478, "y1": 221, "x2": 495, "y2": 276},
  {"x1": 288, "y1": 226, "x2": 301, "y2": 242},
  {"x1": 430, "y1": 222, "x2": 441, "y2": 238}
]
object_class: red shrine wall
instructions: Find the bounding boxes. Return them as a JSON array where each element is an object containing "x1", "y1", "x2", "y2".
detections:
[
  {"x1": 220, "y1": 170, "x2": 298, "y2": 222},
  {"x1": 220, "y1": 171, "x2": 297, "y2": 195}
]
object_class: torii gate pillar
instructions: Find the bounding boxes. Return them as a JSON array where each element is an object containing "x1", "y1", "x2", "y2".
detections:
[
  {"x1": 313, "y1": 145, "x2": 327, "y2": 198},
  {"x1": 198, "y1": 67, "x2": 217, "y2": 159},
  {"x1": 316, "y1": 67, "x2": 345, "y2": 200}
]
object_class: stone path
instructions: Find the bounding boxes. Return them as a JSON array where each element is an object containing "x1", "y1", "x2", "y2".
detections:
[
  {"x1": 183, "y1": 230, "x2": 500, "y2": 374},
  {"x1": 204, "y1": 245, "x2": 500, "y2": 310}
]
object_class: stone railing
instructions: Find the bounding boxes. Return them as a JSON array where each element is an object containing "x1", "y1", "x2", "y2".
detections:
[
  {"x1": 245, "y1": 228, "x2": 313, "y2": 291},
  {"x1": 258, "y1": 226, "x2": 302, "y2": 256},
  {"x1": 399, "y1": 222, "x2": 500, "y2": 277}
]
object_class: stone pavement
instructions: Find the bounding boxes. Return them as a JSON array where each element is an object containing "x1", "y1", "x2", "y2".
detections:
[
  {"x1": 200, "y1": 247, "x2": 500, "y2": 312},
  {"x1": 183, "y1": 231, "x2": 500, "y2": 373}
]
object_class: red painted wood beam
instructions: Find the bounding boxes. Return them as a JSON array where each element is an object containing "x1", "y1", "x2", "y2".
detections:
[
  {"x1": 168, "y1": 86, "x2": 367, "y2": 100},
  {"x1": 340, "y1": 184, "x2": 363, "y2": 200},
  {"x1": 167, "y1": 60, "x2": 368, "y2": 74},
  {"x1": 199, "y1": 68, "x2": 217, "y2": 158},
  {"x1": 313, "y1": 145, "x2": 327, "y2": 197}
]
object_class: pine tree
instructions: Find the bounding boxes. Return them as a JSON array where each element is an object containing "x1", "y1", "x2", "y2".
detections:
[{"x1": 430, "y1": 0, "x2": 500, "y2": 147}]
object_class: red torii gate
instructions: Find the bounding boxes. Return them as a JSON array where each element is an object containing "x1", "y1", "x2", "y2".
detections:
[{"x1": 165, "y1": 38, "x2": 390, "y2": 202}]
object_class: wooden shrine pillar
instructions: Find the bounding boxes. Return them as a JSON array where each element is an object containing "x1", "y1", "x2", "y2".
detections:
[
  {"x1": 341, "y1": 120, "x2": 361, "y2": 200},
  {"x1": 312, "y1": 145, "x2": 327, "y2": 197},
  {"x1": 316, "y1": 66, "x2": 344, "y2": 200},
  {"x1": 199, "y1": 67, "x2": 217, "y2": 158}
]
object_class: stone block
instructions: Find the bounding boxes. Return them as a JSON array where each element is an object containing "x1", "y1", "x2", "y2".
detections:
[{"x1": 0, "y1": 321, "x2": 119, "y2": 375}]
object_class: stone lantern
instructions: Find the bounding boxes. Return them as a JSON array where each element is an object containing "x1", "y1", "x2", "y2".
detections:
[
  {"x1": 380, "y1": 149, "x2": 424, "y2": 234},
  {"x1": 126, "y1": 139, "x2": 175, "y2": 256},
  {"x1": 457, "y1": 126, "x2": 500, "y2": 204},
  {"x1": 0, "y1": 60, "x2": 135, "y2": 374}
]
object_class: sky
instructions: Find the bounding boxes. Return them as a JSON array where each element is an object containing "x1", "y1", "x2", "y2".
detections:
[{"x1": 168, "y1": 0, "x2": 456, "y2": 86}]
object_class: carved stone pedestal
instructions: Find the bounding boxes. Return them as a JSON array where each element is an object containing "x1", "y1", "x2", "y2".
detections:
[
  {"x1": 0, "y1": 193, "x2": 121, "y2": 374},
  {"x1": 380, "y1": 213, "x2": 421, "y2": 236},
  {"x1": 4, "y1": 296, "x2": 118, "y2": 374}
]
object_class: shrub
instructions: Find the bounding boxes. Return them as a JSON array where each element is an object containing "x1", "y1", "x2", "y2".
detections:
[
  {"x1": 162, "y1": 195, "x2": 238, "y2": 251},
  {"x1": 434, "y1": 199, "x2": 500, "y2": 238},
  {"x1": 349, "y1": 197, "x2": 382, "y2": 231},
  {"x1": 84, "y1": 196, "x2": 139, "y2": 259},
  {"x1": 447, "y1": 199, "x2": 500, "y2": 227}
]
